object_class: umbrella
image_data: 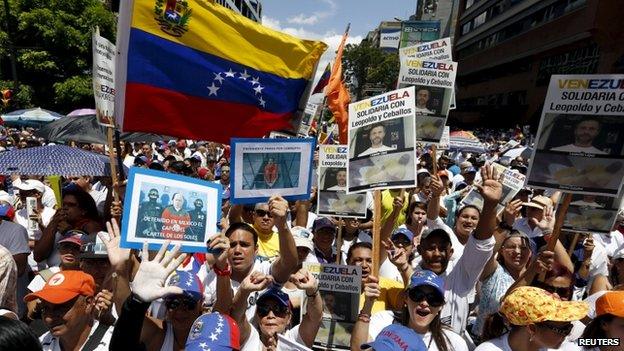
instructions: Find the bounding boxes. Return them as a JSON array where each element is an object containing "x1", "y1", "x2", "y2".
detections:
[
  {"x1": 0, "y1": 144, "x2": 125, "y2": 177},
  {"x1": 501, "y1": 146, "x2": 534, "y2": 162},
  {"x1": 449, "y1": 130, "x2": 486, "y2": 153},
  {"x1": 1, "y1": 107, "x2": 63, "y2": 127},
  {"x1": 67, "y1": 108, "x2": 96, "y2": 117},
  {"x1": 35, "y1": 114, "x2": 173, "y2": 144}
]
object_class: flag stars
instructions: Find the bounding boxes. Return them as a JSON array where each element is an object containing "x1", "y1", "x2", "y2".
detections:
[
  {"x1": 224, "y1": 69, "x2": 236, "y2": 77},
  {"x1": 250, "y1": 76, "x2": 260, "y2": 85},
  {"x1": 253, "y1": 85, "x2": 264, "y2": 95},
  {"x1": 209, "y1": 333, "x2": 218, "y2": 341},
  {"x1": 258, "y1": 97, "x2": 266, "y2": 107},
  {"x1": 207, "y1": 83, "x2": 220, "y2": 96},
  {"x1": 213, "y1": 72, "x2": 224, "y2": 84},
  {"x1": 239, "y1": 70, "x2": 250, "y2": 80},
  {"x1": 215, "y1": 327, "x2": 222, "y2": 334}
]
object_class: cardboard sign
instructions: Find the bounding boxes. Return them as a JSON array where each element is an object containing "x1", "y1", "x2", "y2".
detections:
[
  {"x1": 121, "y1": 168, "x2": 221, "y2": 253},
  {"x1": 347, "y1": 87, "x2": 417, "y2": 193},
  {"x1": 526, "y1": 75, "x2": 624, "y2": 196},
  {"x1": 230, "y1": 138, "x2": 316, "y2": 204}
]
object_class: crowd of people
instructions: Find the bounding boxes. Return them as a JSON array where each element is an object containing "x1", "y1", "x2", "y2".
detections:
[{"x1": 0, "y1": 124, "x2": 623, "y2": 351}]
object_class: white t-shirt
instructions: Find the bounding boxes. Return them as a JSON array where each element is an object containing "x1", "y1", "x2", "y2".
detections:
[
  {"x1": 593, "y1": 231, "x2": 624, "y2": 258},
  {"x1": 475, "y1": 332, "x2": 580, "y2": 351},
  {"x1": 550, "y1": 144, "x2": 607, "y2": 155},
  {"x1": 241, "y1": 324, "x2": 305, "y2": 351},
  {"x1": 39, "y1": 320, "x2": 114, "y2": 351},
  {"x1": 358, "y1": 145, "x2": 396, "y2": 157},
  {"x1": 199, "y1": 260, "x2": 272, "y2": 321},
  {"x1": 0, "y1": 221, "x2": 30, "y2": 255},
  {"x1": 89, "y1": 188, "x2": 108, "y2": 217}
]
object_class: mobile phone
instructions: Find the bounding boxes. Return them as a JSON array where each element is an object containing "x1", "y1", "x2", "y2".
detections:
[
  {"x1": 26, "y1": 197, "x2": 38, "y2": 231},
  {"x1": 205, "y1": 238, "x2": 223, "y2": 255}
]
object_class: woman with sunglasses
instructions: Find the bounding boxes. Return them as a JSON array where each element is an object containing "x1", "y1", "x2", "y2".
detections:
[
  {"x1": 580, "y1": 291, "x2": 624, "y2": 350},
  {"x1": 232, "y1": 269, "x2": 322, "y2": 350},
  {"x1": 476, "y1": 286, "x2": 588, "y2": 351},
  {"x1": 352, "y1": 270, "x2": 468, "y2": 351}
]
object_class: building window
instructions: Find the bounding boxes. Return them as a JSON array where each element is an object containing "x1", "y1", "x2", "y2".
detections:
[
  {"x1": 464, "y1": 0, "x2": 475, "y2": 10},
  {"x1": 473, "y1": 11, "x2": 487, "y2": 27},
  {"x1": 461, "y1": 22, "x2": 472, "y2": 35}
]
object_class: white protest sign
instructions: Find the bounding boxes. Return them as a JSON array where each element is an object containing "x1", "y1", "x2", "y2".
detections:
[
  {"x1": 318, "y1": 145, "x2": 367, "y2": 218},
  {"x1": 399, "y1": 37, "x2": 452, "y2": 61},
  {"x1": 462, "y1": 163, "x2": 525, "y2": 214},
  {"x1": 526, "y1": 75, "x2": 624, "y2": 196},
  {"x1": 347, "y1": 87, "x2": 417, "y2": 193},
  {"x1": 92, "y1": 27, "x2": 116, "y2": 127},
  {"x1": 438, "y1": 126, "x2": 450, "y2": 150}
]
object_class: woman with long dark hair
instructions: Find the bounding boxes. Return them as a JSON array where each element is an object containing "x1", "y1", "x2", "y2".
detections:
[{"x1": 351, "y1": 270, "x2": 468, "y2": 351}]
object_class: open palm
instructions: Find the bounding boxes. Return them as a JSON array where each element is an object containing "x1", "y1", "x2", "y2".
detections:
[{"x1": 100, "y1": 219, "x2": 131, "y2": 271}]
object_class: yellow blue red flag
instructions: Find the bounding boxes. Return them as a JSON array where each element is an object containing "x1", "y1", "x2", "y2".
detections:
[{"x1": 115, "y1": 0, "x2": 327, "y2": 143}]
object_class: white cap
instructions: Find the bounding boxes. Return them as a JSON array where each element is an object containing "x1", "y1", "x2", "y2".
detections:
[
  {"x1": 291, "y1": 226, "x2": 314, "y2": 251},
  {"x1": 0, "y1": 191, "x2": 12, "y2": 204},
  {"x1": 15, "y1": 179, "x2": 45, "y2": 193}
]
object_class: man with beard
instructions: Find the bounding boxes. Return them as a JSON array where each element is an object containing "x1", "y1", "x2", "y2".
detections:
[
  {"x1": 358, "y1": 123, "x2": 396, "y2": 157},
  {"x1": 137, "y1": 189, "x2": 163, "y2": 237},
  {"x1": 327, "y1": 169, "x2": 347, "y2": 191},
  {"x1": 414, "y1": 88, "x2": 434, "y2": 115},
  {"x1": 551, "y1": 118, "x2": 607, "y2": 154},
  {"x1": 186, "y1": 198, "x2": 206, "y2": 240}
]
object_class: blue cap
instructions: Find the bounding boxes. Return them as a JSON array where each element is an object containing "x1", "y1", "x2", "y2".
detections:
[
  {"x1": 185, "y1": 312, "x2": 240, "y2": 351},
  {"x1": 312, "y1": 217, "x2": 336, "y2": 234},
  {"x1": 362, "y1": 324, "x2": 427, "y2": 351},
  {"x1": 391, "y1": 227, "x2": 414, "y2": 242},
  {"x1": 257, "y1": 285, "x2": 290, "y2": 308},
  {"x1": 166, "y1": 270, "x2": 204, "y2": 302},
  {"x1": 409, "y1": 270, "x2": 445, "y2": 298}
]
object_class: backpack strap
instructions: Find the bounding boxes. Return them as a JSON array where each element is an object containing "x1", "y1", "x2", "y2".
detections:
[{"x1": 81, "y1": 322, "x2": 110, "y2": 351}]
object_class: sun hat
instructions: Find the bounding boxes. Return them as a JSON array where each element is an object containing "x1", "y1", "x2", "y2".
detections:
[{"x1": 500, "y1": 286, "x2": 588, "y2": 325}]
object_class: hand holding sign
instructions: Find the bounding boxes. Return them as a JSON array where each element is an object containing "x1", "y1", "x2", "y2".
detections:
[
  {"x1": 430, "y1": 175, "x2": 444, "y2": 197},
  {"x1": 205, "y1": 233, "x2": 230, "y2": 270}
]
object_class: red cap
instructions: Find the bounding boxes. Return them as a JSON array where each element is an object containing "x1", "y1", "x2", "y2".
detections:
[
  {"x1": 24, "y1": 271, "x2": 95, "y2": 304},
  {"x1": 198, "y1": 167, "x2": 210, "y2": 179},
  {"x1": 57, "y1": 233, "x2": 84, "y2": 247}
]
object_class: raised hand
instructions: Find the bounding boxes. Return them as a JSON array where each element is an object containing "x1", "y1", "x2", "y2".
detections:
[
  {"x1": 503, "y1": 199, "x2": 523, "y2": 226},
  {"x1": 531, "y1": 204, "x2": 555, "y2": 234},
  {"x1": 392, "y1": 196, "x2": 404, "y2": 213},
  {"x1": 99, "y1": 219, "x2": 131, "y2": 271},
  {"x1": 430, "y1": 176, "x2": 444, "y2": 197},
  {"x1": 268, "y1": 195, "x2": 289, "y2": 225},
  {"x1": 205, "y1": 233, "x2": 230, "y2": 270},
  {"x1": 534, "y1": 250, "x2": 555, "y2": 274},
  {"x1": 239, "y1": 271, "x2": 274, "y2": 294},
  {"x1": 131, "y1": 240, "x2": 187, "y2": 303},
  {"x1": 288, "y1": 269, "x2": 318, "y2": 295},
  {"x1": 582, "y1": 235, "x2": 595, "y2": 257},
  {"x1": 382, "y1": 238, "x2": 409, "y2": 271},
  {"x1": 362, "y1": 275, "x2": 381, "y2": 302},
  {"x1": 474, "y1": 164, "x2": 502, "y2": 204}
]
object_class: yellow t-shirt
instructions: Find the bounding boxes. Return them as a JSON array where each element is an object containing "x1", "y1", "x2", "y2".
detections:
[
  {"x1": 359, "y1": 277, "x2": 405, "y2": 313},
  {"x1": 253, "y1": 224, "x2": 280, "y2": 263},
  {"x1": 380, "y1": 190, "x2": 409, "y2": 230}
]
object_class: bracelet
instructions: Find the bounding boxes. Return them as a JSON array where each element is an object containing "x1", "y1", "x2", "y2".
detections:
[
  {"x1": 213, "y1": 264, "x2": 231, "y2": 276},
  {"x1": 358, "y1": 311, "x2": 371, "y2": 323},
  {"x1": 306, "y1": 288, "x2": 319, "y2": 297}
]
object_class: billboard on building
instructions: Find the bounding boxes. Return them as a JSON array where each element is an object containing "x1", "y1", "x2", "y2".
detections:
[
  {"x1": 399, "y1": 20, "x2": 441, "y2": 48},
  {"x1": 379, "y1": 28, "x2": 401, "y2": 50}
]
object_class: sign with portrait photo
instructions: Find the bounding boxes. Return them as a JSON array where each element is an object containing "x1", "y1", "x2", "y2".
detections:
[
  {"x1": 526, "y1": 75, "x2": 624, "y2": 196},
  {"x1": 347, "y1": 87, "x2": 417, "y2": 193},
  {"x1": 561, "y1": 193, "x2": 623, "y2": 234},
  {"x1": 398, "y1": 58, "x2": 457, "y2": 143},
  {"x1": 121, "y1": 168, "x2": 222, "y2": 253},
  {"x1": 318, "y1": 145, "x2": 367, "y2": 218},
  {"x1": 461, "y1": 164, "x2": 526, "y2": 214},
  {"x1": 230, "y1": 138, "x2": 316, "y2": 204}
]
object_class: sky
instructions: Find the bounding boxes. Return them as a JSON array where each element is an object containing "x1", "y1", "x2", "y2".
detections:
[{"x1": 260, "y1": 0, "x2": 417, "y2": 100}]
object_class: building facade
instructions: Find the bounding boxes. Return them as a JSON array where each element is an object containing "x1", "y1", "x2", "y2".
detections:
[
  {"x1": 215, "y1": 0, "x2": 262, "y2": 22},
  {"x1": 452, "y1": 0, "x2": 624, "y2": 127}
]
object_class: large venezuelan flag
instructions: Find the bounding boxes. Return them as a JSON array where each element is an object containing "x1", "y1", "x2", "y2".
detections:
[{"x1": 115, "y1": 0, "x2": 327, "y2": 143}]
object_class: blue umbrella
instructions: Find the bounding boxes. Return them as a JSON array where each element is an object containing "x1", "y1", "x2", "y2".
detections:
[
  {"x1": 1, "y1": 107, "x2": 63, "y2": 127},
  {"x1": 0, "y1": 145, "x2": 124, "y2": 177}
]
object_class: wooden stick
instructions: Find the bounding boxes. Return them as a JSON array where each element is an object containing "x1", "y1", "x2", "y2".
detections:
[
  {"x1": 431, "y1": 144, "x2": 438, "y2": 175},
  {"x1": 538, "y1": 192, "x2": 572, "y2": 282},
  {"x1": 372, "y1": 190, "x2": 382, "y2": 277},
  {"x1": 106, "y1": 127, "x2": 120, "y2": 203},
  {"x1": 335, "y1": 217, "x2": 342, "y2": 264},
  {"x1": 567, "y1": 232, "x2": 580, "y2": 257}
]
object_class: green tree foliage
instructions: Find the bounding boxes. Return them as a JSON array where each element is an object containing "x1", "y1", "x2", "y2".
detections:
[
  {"x1": 0, "y1": 0, "x2": 116, "y2": 113},
  {"x1": 342, "y1": 41, "x2": 399, "y2": 100}
]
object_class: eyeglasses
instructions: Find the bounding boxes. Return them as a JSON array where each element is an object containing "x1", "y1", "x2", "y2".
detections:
[
  {"x1": 165, "y1": 297, "x2": 197, "y2": 311},
  {"x1": 538, "y1": 322, "x2": 573, "y2": 336},
  {"x1": 533, "y1": 281, "x2": 572, "y2": 300},
  {"x1": 408, "y1": 287, "x2": 445, "y2": 307},
  {"x1": 255, "y1": 209, "x2": 273, "y2": 218},
  {"x1": 257, "y1": 303, "x2": 289, "y2": 317},
  {"x1": 392, "y1": 237, "x2": 412, "y2": 248}
]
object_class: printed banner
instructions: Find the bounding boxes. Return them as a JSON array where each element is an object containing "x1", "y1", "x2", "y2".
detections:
[
  {"x1": 298, "y1": 102, "x2": 320, "y2": 136},
  {"x1": 399, "y1": 37, "x2": 452, "y2": 61},
  {"x1": 230, "y1": 138, "x2": 315, "y2": 204},
  {"x1": 318, "y1": 145, "x2": 367, "y2": 218},
  {"x1": 121, "y1": 168, "x2": 221, "y2": 253},
  {"x1": 399, "y1": 20, "x2": 441, "y2": 48},
  {"x1": 438, "y1": 126, "x2": 450, "y2": 150},
  {"x1": 92, "y1": 27, "x2": 116, "y2": 127},
  {"x1": 380, "y1": 29, "x2": 401, "y2": 50},
  {"x1": 562, "y1": 193, "x2": 623, "y2": 234},
  {"x1": 347, "y1": 87, "x2": 417, "y2": 193},
  {"x1": 398, "y1": 59, "x2": 457, "y2": 143},
  {"x1": 304, "y1": 263, "x2": 362, "y2": 350},
  {"x1": 461, "y1": 163, "x2": 526, "y2": 214},
  {"x1": 526, "y1": 75, "x2": 624, "y2": 196}
]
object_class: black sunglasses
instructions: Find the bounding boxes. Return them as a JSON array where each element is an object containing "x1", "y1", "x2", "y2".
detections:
[
  {"x1": 257, "y1": 303, "x2": 288, "y2": 317},
  {"x1": 533, "y1": 281, "x2": 572, "y2": 300},
  {"x1": 255, "y1": 209, "x2": 273, "y2": 218},
  {"x1": 408, "y1": 287, "x2": 445, "y2": 307},
  {"x1": 165, "y1": 297, "x2": 197, "y2": 311},
  {"x1": 538, "y1": 322, "x2": 573, "y2": 336}
]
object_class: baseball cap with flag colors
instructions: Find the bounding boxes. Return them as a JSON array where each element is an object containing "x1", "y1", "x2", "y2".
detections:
[
  {"x1": 185, "y1": 312, "x2": 240, "y2": 351},
  {"x1": 500, "y1": 286, "x2": 588, "y2": 326},
  {"x1": 24, "y1": 271, "x2": 95, "y2": 304}
]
